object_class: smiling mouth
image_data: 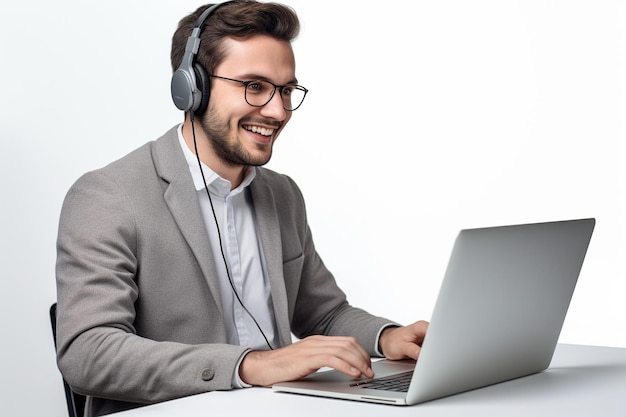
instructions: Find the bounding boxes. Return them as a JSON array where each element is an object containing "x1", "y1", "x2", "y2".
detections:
[{"x1": 243, "y1": 124, "x2": 275, "y2": 137}]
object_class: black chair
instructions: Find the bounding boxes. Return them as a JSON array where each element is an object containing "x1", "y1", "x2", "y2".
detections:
[{"x1": 49, "y1": 303, "x2": 87, "y2": 417}]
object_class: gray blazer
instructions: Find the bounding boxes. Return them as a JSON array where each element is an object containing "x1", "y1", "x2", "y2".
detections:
[{"x1": 55, "y1": 126, "x2": 392, "y2": 415}]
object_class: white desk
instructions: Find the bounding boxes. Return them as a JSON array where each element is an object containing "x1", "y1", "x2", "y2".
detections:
[{"x1": 115, "y1": 344, "x2": 626, "y2": 417}]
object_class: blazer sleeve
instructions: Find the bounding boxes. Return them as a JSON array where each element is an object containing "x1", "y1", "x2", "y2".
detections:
[
  {"x1": 270, "y1": 173, "x2": 397, "y2": 354},
  {"x1": 55, "y1": 169, "x2": 248, "y2": 408}
]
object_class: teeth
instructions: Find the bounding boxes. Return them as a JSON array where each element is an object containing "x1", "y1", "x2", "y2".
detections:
[{"x1": 245, "y1": 125, "x2": 274, "y2": 136}]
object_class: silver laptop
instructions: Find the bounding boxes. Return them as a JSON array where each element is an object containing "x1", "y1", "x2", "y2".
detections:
[{"x1": 273, "y1": 218, "x2": 595, "y2": 405}]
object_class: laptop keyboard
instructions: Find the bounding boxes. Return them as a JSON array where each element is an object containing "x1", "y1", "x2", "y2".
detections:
[{"x1": 353, "y1": 370, "x2": 414, "y2": 392}]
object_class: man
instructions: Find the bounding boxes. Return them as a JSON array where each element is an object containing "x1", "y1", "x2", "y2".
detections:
[{"x1": 55, "y1": 1, "x2": 428, "y2": 415}]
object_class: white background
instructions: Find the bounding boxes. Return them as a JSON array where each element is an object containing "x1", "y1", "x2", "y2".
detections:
[{"x1": 1, "y1": 1, "x2": 624, "y2": 416}]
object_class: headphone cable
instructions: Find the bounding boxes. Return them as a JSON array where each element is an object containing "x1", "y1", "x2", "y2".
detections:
[{"x1": 189, "y1": 113, "x2": 274, "y2": 351}]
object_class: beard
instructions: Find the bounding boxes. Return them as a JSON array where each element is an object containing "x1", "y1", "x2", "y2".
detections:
[{"x1": 199, "y1": 109, "x2": 276, "y2": 168}]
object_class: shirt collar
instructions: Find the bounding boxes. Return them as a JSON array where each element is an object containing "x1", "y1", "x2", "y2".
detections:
[{"x1": 177, "y1": 124, "x2": 256, "y2": 197}]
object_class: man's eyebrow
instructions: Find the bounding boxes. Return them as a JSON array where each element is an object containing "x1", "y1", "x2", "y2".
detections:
[{"x1": 239, "y1": 74, "x2": 299, "y2": 85}]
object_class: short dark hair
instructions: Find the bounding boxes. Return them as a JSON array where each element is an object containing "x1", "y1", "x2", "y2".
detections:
[{"x1": 171, "y1": 1, "x2": 300, "y2": 75}]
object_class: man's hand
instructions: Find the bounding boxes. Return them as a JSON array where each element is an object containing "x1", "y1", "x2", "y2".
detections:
[
  {"x1": 239, "y1": 335, "x2": 374, "y2": 387},
  {"x1": 378, "y1": 320, "x2": 429, "y2": 360}
]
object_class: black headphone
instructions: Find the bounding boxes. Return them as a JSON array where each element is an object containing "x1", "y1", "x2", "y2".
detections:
[
  {"x1": 170, "y1": 2, "x2": 233, "y2": 115},
  {"x1": 174, "y1": 1, "x2": 275, "y2": 351}
]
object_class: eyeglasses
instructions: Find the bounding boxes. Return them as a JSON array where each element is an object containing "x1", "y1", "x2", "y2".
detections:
[{"x1": 208, "y1": 75, "x2": 308, "y2": 111}]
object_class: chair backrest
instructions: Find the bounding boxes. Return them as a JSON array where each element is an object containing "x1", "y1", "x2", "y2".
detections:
[{"x1": 49, "y1": 303, "x2": 87, "y2": 417}]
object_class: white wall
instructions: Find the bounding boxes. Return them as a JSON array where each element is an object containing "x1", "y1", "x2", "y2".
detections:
[{"x1": 1, "y1": 1, "x2": 624, "y2": 416}]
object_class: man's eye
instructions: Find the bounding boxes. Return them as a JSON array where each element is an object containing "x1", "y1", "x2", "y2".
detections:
[
  {"x1": 247, "y1": 81, "x2": 267, "y2": 94},
  {"x1": 281, "y1": 86, "x2": 295, "y2": 96}
]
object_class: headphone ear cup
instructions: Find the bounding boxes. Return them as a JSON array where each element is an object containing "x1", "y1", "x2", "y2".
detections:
[
  {"x1": 193, "y1": 63, "x2": 211, "y2": 116},
  {"x1": 171, "y1": 67, "x2": 195, "y2": 112}
]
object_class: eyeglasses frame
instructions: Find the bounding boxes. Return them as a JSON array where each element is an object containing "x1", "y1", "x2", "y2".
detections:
[{"x1": 208, "y1": 74, "x2": 308, "y2": 111}]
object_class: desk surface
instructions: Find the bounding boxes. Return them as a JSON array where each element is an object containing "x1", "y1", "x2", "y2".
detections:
[{"x1": 115, "y1": 344, "x2": 626, "y2": 417}]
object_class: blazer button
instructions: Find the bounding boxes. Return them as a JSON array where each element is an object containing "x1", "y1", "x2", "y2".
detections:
[{"x1": 201, "y1": 369, "x2": 215, "y2": 381}]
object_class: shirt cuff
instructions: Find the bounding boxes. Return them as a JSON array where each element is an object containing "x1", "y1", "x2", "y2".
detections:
[
  {"x1": 374, "y1": 323, "x2": 400, "y2": 357},
  {"x1": 232, "y1": 349, "x2": 253, "y2": 388}
]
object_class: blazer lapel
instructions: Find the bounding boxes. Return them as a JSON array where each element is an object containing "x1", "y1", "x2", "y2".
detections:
[
  {"x1": 151, "y1": 127, "x2": 224, "y2": 314},
  {"x1": 151, "y1": 128, "x2": 291, "y2": 346},
  {"x1": 250, "y1": 176, "x2": 292, "y2": 347}
]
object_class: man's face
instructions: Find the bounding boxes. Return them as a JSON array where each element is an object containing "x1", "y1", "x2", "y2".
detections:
[{"x1": 201, "y1": 35, "x2": 296, "y2": 167}]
